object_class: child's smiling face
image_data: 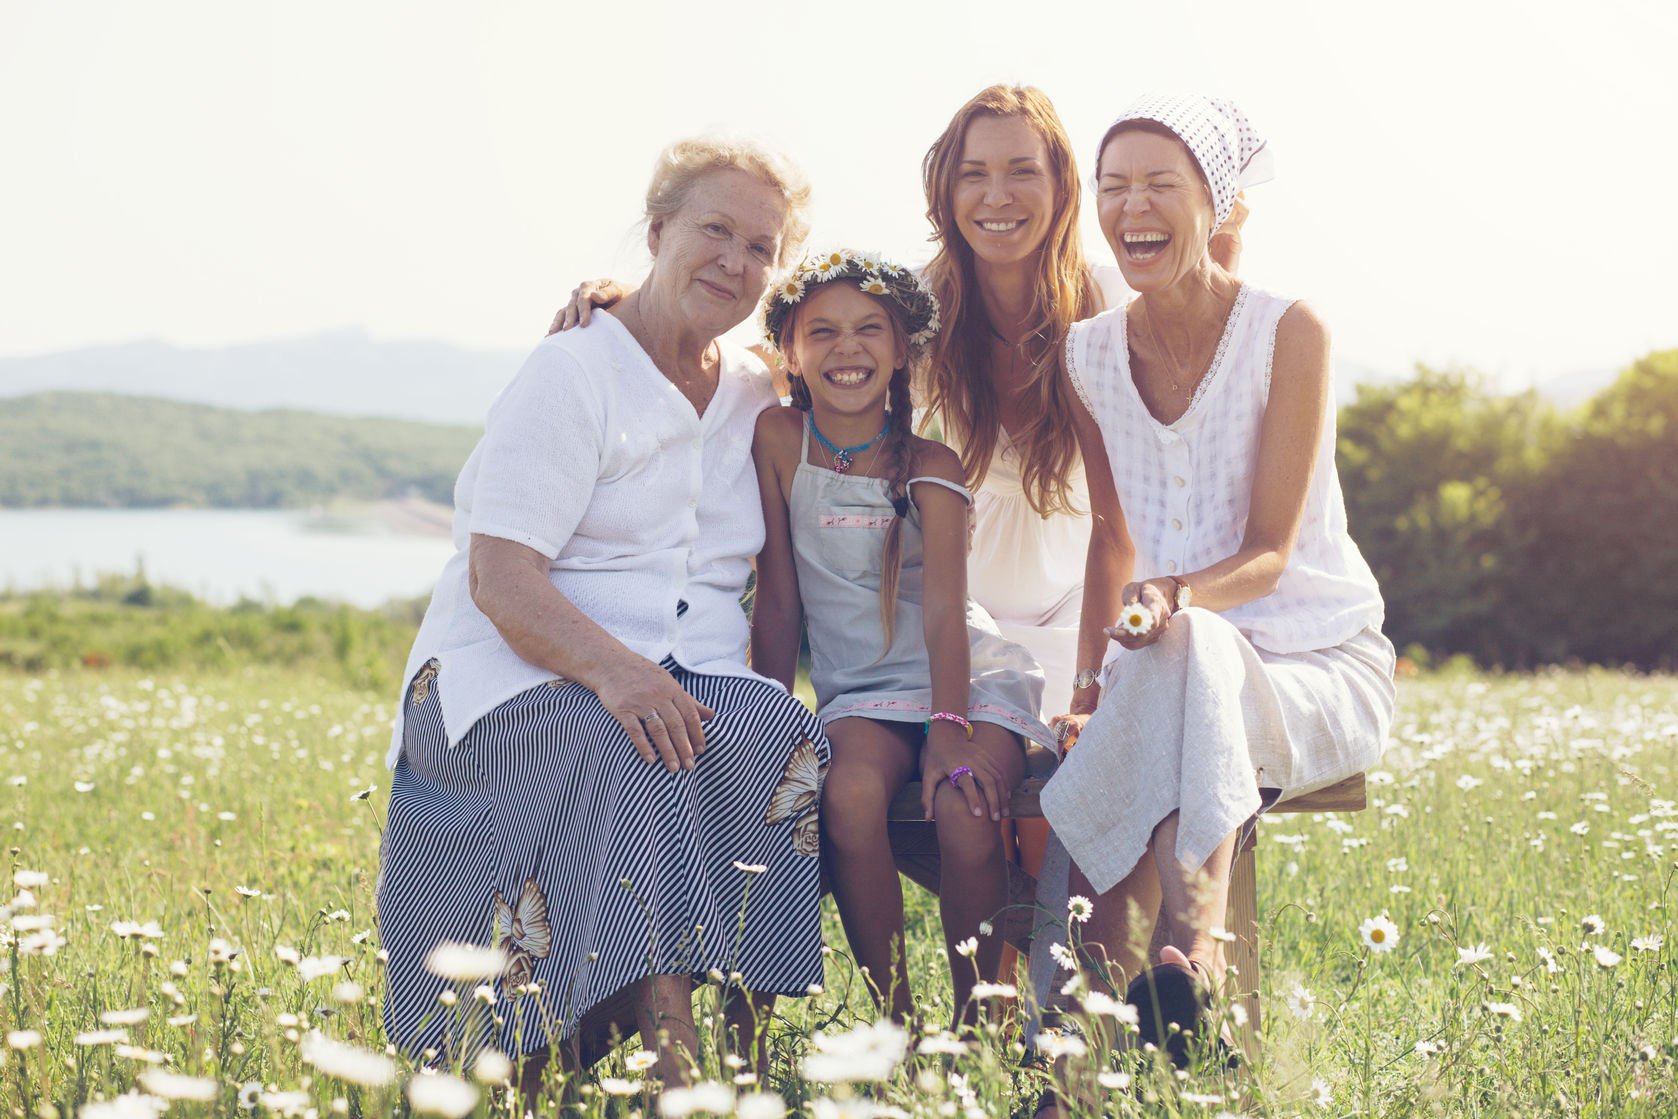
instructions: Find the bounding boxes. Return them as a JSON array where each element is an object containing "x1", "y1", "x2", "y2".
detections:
[{"x1": 785, "y1": 283, "x2": 906, "y2": 420}]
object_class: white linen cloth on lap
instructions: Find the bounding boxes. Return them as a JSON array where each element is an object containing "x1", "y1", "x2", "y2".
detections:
[{"x1": 1041, "y1": 611, "x2": 1394, "y2": 893}]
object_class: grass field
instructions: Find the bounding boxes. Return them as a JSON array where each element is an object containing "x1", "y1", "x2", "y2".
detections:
[{"x1": 1, "y1": 665, "x2": 1673, "y2": 1117}]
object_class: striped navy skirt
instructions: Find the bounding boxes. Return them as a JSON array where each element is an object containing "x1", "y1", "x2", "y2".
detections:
[{"x1": 377, "y1": 658, "x2": 831, "y2": 1060}]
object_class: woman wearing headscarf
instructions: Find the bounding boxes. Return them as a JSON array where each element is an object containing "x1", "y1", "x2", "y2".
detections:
[
  {"x1": 1036, "y1": 95, "x2": 1395, "y2": 1082},
  {"x1": 377, "y1": 136, "x2": 830, "y2": 1090}
]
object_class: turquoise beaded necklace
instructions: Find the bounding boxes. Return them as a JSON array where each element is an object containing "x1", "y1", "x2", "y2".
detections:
[{"x1": 807, "y1": 413, "x2": 891, "y2": 474}]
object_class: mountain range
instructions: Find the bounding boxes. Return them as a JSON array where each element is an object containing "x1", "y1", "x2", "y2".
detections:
[
  {"x1": 0, "y1": 329, "x2": 1616, "y2": 423},
  {"x1": 0, "y1": 329, "x2": 521, "y2": 426}
]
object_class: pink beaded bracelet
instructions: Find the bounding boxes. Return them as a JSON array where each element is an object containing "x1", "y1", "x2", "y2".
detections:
[{"x1": 924, "y1": 711, "x2": 974, "y2": 739}]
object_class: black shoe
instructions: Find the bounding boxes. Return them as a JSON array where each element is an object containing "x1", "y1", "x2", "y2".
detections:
[{"x1": 1124, "y1": 962, "x2": 1207, "y2": 1069}]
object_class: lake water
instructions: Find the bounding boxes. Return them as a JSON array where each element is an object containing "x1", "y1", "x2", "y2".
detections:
[{"x1": 0, "y1": 508, "x2": 457, "y2": 607}]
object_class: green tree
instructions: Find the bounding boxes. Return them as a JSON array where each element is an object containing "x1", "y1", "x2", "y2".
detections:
[
  {"x1": 1509, "y1": 350, "x2": 1678, "y2": 668},
  {"x1": 1336, "y1": 367, "x2": 1556, "y2": 665},
  {"x1": 0, "y1": 392, "x2": 480, "y2": 508}
]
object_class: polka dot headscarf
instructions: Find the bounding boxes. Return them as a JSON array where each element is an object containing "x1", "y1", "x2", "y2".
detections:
[{"x1": 1100, "y1": 94, "x2": 1275, "y2": 232}]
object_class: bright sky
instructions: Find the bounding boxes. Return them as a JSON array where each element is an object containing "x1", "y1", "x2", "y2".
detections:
[{"x1": 3, "y1": 0, "x2": 1674, "y2": 389}]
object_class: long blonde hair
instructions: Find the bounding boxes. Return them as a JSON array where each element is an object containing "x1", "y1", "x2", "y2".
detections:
[{"x1": 920, "y1": 85, "x2": 1102, "y2": 517}]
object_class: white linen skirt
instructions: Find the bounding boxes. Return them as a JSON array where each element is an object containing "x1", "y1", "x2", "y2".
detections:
[{"x1": 1039, "y1": 607, "x2": 1396, "y2": 894}]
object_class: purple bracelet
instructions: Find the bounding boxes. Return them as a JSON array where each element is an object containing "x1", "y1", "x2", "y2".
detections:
[{"x1": 925, "y1": 711, "x2": 974, "y2": 738}]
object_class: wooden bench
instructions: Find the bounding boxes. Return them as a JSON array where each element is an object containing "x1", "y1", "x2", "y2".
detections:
[{"x1": 885, "y1": 766, "x2": 1368, "y2": 1055}]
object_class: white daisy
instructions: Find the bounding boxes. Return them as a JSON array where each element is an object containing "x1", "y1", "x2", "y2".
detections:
[
  {"x1": 916, "y1": 1033, "x2": 969, "y2": 1056},
  {"x1": 1631, "y1": 934, "x2": 1664, "y2": 952},
  {"x1": 1359, "y1": 914, "x2": 1400, "y2": 953},
  {"x1": 1115, "y1": 603, "x2": 1153, "y2": 637},
  {"x1": 78, "y1": 1093, "x2": 168, "y2": 1119},
  {"x1": 473, "y1": 1050, "x2": 513, "y2": 1085},
  {"x1": 1067, "y1": 895, "x2": 1094, "y2": 923},
  {"x1": 75, "y1": 1029, "x2": 128, "y2": 1046},
  {"x1": 859, "y1": 275, "x2": 889, "y2": 296},
  {"x1": 1592, "y1": 945, "x2": 1622, "y2": 968},
  {"x1": 1455, "y1": 942, "x2": 1494, "y2": 967},
  {"x1": 137, "y1": 1070, "x2": 218, "y2": 1101},
  {"x1": 1033, "y1": 1031, "x2": 1088, "y2": 1060},
  {"x1": 736, "y1": 1093, "x2": 787, "y2": 1119},
  {"x1": 969, "y1": 981, "x2": 1017, "y2": 1000},
  {"x1": 801, "y1": 1020, "x2": 908, "y2": 1083},
  {"x1": 296, "y1": 955, "x2": 346, "y2": 982},
  {"x1": 1082, "y1": 990, "x2": 1140, "y2": 1027},
  {"x1": 301, "y1": 1031, "x2": 399, "y2": 1088},
  {"x1": 424, "y1": 941, "x2": 507, "y2": 981},
  {"x1": 776, "y1": 277, "x2": 806, "y2": 304},
  {"x1": 406, "y1": 1073, "x2": 479, "y2": 1118},
  {"x1": 661, "y1": 1082, "x2": 736, "y2": 1117}
]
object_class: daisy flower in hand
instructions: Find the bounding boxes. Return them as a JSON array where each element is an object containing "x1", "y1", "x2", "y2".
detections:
[{"x1": 1115, "y1": 602, "x2": 1154, "y2": 637}]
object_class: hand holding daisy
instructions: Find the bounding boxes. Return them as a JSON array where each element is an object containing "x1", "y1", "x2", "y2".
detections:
[{"x1": 1104, "y1": 581, "x2": 1172, "y2": 649}]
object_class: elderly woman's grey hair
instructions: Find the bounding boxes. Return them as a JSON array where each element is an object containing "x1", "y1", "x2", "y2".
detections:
[{"x1": 643, "y1": 136, "x2": 813, "y2": 267}]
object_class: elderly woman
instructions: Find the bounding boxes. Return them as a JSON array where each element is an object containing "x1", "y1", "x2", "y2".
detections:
[
  {"x1": 376, "y1": 137, "x2": 829, "y2": 1087},
  {"x1": 1037, "y1": 95, "x2": 1396, "y2": 1083}
]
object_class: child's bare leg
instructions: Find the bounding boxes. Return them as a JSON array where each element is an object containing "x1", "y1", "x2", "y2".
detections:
[
  {"x1": 722, "y1": 992, "x2": 776, "y2": 1080},
  {"x1": 931, "y1": 724, "x2": 1026, "y2": 1028},
  {"x1": 821, "y1": 717, "x2": 918, "y2": 1021},
  {"x1": 632, "y1": 974, "x2": 700, "y2": 1086}
]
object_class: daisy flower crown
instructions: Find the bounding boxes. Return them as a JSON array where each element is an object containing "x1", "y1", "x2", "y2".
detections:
[{"x1": 761, "y1": 248, "x2": 942, "y2": 353}]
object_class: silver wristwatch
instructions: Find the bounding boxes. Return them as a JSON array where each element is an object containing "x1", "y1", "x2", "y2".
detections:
[{"x1": 1074, "y1": 667, "x2": 1101, "y2": 691}]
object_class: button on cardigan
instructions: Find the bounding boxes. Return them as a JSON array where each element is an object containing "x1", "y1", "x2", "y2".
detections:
[{"x1": 387, "y1": 313, "x2": 779, "y2": 768}]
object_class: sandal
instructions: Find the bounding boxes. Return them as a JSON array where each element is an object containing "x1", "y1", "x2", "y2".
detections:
[{"x1": 1123, "y1": 961, "x2": 1207, "y2": 1069}]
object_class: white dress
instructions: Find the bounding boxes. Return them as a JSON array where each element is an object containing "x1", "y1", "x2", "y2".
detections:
[
  {"x1": 1042, "y1": 285, "x2": 1395, "y2": 892},
  {"x1": 968, "y1": 433, "x2": 1091, "y2": 720}
]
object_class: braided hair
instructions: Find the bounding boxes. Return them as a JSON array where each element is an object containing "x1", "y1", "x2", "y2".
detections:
[
  {"x1": 781, "y1": 310, "x2": 921, "y2": 655},
  {"x1": 875, "y1": 353, "x2": 917, "y2": 653}
]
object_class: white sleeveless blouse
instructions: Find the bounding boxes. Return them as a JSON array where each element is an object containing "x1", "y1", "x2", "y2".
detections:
[{"x1": 1064, "y1": 285, "x2": 1384, "y2": 655}]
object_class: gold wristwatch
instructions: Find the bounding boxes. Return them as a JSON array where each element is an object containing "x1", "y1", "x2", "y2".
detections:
[{"x1": 1165, "y1": 576, "x2": 1193, "y2": 614}]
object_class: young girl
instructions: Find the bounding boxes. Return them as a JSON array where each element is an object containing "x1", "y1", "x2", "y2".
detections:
[{"x1": 749, "y1": 249, "x2": 1056, "y2": 1027}]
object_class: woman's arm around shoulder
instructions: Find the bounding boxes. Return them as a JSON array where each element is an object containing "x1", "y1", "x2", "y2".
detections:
[{"x1": 748, "y1": 407, "x2": 805, "y2": 690}]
